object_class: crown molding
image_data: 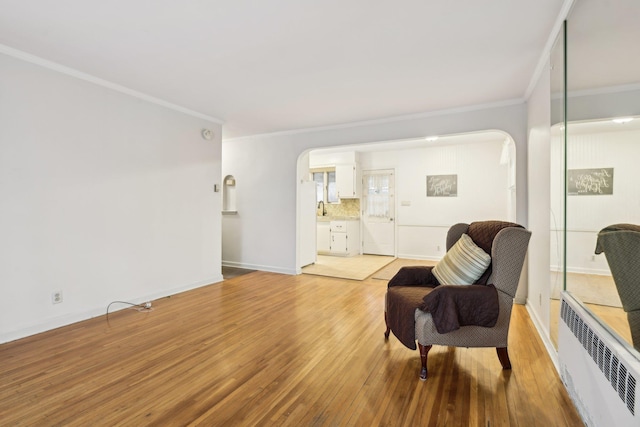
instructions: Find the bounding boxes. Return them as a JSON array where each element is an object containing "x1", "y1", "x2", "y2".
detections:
[{"x1": 0, "y1": 43, "x2": 223, "y2": 125}]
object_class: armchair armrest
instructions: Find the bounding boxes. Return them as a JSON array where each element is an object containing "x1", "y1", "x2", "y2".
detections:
[
  {"x1": 419, "y1": 284, "x2": 499, "y2": 334},
  {"x1": 388, "y1": 266, "x2": 439, "y2": 288}
]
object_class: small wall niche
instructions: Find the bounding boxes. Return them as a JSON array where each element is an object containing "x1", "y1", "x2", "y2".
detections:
[{"x1": 223, "y1": 175, "x2": 237, "y2": 213}]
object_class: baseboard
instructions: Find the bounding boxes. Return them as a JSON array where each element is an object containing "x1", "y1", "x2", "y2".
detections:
[
  {"x1": 0, "y1": 276, "x2": 222, "y2": 345},
  {"x1": 526, "y1": 301, "x2": 559, "y2": 373},
  {"x1": 0, "y1": 306, "x2": 110, "y2": 345},
  {"x1": 395, "y1": 253, "x2": 441, "y2": 262},
  {"x1": 550, "y1": 264, "x2": 611, "y2": 276},
  {"x1": 222, "y1": 260, "x2": 297, "y2": 275}
]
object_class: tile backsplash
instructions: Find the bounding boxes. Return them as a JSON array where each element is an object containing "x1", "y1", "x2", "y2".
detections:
[{"x1": 320, "y1": 198, "x2": 360, "y2": 217}]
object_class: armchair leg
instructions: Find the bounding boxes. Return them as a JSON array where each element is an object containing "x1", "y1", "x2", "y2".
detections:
[
  {"x1": 418, "y1": 344, "x2": 432, "y2": 380},
  {"x1": 496, "y1": 347, "x2": 511, "y2": 370},
  {"x1": 384, "y1": 312, "x2": 390, "y2": 340}
]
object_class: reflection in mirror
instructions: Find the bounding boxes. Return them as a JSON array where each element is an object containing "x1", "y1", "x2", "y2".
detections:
[
  {"x1": 558, "y1": 0, "x2": 640, "y2": 358},
  {"x1": 548, "y1": 21, "x2": 565, "y2": 350},
  {"x1": 552, "y1": 117, "x2": 640, "y2": 354}
]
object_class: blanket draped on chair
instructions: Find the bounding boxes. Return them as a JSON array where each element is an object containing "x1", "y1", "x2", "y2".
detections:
[
  {"x1": 386, "y1": 284, "x2": 499, "y2": 349},
  {"x1": 420, "y1": 284, "x2": 499, "y2": 334},
  {"x1": 387, "y1": 286, "x2": 435, "y2": 350}
]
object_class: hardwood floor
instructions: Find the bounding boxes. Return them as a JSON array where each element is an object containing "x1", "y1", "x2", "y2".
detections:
[{"x1": 0, "y1": 272, "x2": 583, "y2": 426}]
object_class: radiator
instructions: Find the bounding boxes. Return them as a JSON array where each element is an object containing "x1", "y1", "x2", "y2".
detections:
[{"x1": 559, "y1": 292, "x2": 639, "y2": 427}]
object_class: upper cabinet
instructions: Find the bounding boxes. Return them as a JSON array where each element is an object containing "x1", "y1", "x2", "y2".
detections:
[
  {"x1": 310, "y1": 151, "x2": 361, "y2": 199},
  {"x1": 335, "y1": 164, "x2": 361, "y2": 199}
]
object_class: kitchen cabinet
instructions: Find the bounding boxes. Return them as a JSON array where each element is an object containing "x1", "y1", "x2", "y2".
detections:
[
  {"x1": 335, "y1": 164, "x2": 361, "y2": 199},
  {"x1": 329, "y1": 220, "x2": 360, "y2": 256},
  {"x1": 317, "y1": 221, "x2": 331, "y2": 254}
]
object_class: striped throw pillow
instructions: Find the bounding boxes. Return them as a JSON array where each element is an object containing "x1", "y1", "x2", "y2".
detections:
[{"x1": 432, "y1": 233, "x2": 491, "y2": 285}]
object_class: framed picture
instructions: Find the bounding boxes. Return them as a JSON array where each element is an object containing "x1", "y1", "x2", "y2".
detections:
[
  {"x1": 567, "y1": 168, "x2": 614, "y2": 195},
  {"x1": 427, "y1": 174, "x2": 457, "y2": 197}
]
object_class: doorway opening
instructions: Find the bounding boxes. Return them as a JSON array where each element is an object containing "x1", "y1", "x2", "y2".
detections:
[{"x1": 296, "y1": 130, "x2": 518, "y2": 275}]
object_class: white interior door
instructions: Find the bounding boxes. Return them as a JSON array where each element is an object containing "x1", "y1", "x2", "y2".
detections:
[{"x1": 362, "y1": 169, "x2": 395, "y2": 256}]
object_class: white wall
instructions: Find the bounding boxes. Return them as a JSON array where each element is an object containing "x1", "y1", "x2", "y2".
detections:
[
  {"x1": 221, "y1": 136, "x2": 300, "y2": 273},
  {"x1": 359, "y1": 139, "x2": 510, "y2": 259},
  {"x1": 0, "y1": 53, "x2": 223, "y2": 343},
  {"x1": 526, "y1": 58, "x2": 553, "y2": 338},
  {"x1": 222, "y1": 102, "x2": 528, "y2": 274},
  {"x1": 310, "y1": 151, "x2": 359, "y2": 167}
]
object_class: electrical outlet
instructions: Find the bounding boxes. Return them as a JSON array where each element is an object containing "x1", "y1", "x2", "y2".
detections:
[
  {"x1": 52, "y1": 291, "x2": 63, "y2": 304},
  {"x1": 437, "y1": 245, "x2": 441, "y2": 252}
]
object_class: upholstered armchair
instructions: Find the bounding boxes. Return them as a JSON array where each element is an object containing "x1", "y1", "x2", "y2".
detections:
[
  {"x1": 595, "y1": 224, "x2": 640, "y2": 351},
  {"x1": 384, "y1": 221, "x2": 531, "y2": 380}
]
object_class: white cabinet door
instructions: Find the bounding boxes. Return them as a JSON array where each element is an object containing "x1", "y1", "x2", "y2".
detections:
[
  {"x1": 336, "y1": 164, "x2": 360, "y2": 198},
  {"x1": 330, "y1": 232, "x2": 348, "y2": 254},
  {"x1": 317, "y1": 222, "x2": 331, "y2": 254}
]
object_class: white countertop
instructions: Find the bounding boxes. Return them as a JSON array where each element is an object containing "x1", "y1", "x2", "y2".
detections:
[{"x1": 317, "y1": 216, "x2": 360, "y2": 222}]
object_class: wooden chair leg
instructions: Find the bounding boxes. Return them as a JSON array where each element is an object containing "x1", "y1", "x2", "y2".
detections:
[
  {"x1": 418, "y1": 344, "x2": 432, "y2": 380},
  {"x1": 384, "y1": 312, "x2": 390, "y2": 340},
  {"x1": 496, "y1": 347, "x2": 511, "y2": 369}
]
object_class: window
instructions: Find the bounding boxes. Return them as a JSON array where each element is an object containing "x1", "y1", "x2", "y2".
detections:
[
  {"x1": 311, "y1": 168, "x2": 337, "y2": 203},
  {"x1": 364, "y1": 172, "x2": 392, "y2": 219}
]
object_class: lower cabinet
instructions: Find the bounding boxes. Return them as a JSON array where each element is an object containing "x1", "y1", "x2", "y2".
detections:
[
  {"x1": 329, "y1": 220, "x2": 360, "y2": 256},
  {"x1": 317, "y1": 219, "x2": 360, "y2": 256}
]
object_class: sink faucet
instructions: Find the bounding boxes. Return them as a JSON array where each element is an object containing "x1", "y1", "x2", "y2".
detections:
[{"x1": 317, "y1": 200, "x2": 327, "y2": 216}]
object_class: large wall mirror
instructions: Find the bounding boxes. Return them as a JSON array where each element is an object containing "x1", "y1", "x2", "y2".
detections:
[
  {"x1": 551, "y1": 0, "x2": 640, "y2": 357},
  {"x1": 549, "y1": 20, "x2": 565, "y2": 349}
]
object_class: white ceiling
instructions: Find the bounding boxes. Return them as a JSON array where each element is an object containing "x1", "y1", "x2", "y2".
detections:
[{"x1": 0, "y1": 1, "x2": 566, "y2": 139}]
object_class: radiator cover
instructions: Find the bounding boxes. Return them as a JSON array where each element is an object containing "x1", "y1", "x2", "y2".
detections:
[{"x1": 559, "y1": 292, "x2": 639, "y2": 427}]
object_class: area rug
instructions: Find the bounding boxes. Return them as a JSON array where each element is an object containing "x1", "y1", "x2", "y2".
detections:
[
  {"x1": 302, "y1": 254, "x2": 395, "y2": 280},
  {"x1": 371, "y1": 258, "x2": 437, "y2": 281}
]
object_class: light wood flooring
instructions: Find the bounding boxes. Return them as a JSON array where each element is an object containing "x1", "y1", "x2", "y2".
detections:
[
  {"x1": 551, "y1": 271, "x2": 621, "y2": 307},
  {"x1": 0, "y1": 272, "x2": 583, "y2": 426},
  {"x1": 222, "y1": 265, "x2": 256, "y2": 280}
]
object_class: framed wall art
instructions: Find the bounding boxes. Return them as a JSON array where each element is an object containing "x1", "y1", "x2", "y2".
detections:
[
  {"x1": 427, "y1": 174, "x2": 457, "y2": 197},
  {"x1": 567, "y1": 168, "x2": 613, "y2": 195}
]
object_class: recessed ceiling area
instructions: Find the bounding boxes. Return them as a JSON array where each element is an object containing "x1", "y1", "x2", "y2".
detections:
[
  {"x1": 309, "y1": 130, "x2": 510, "y2": 155},
  {"x1": 0, "y1": 1, "x2": 565, "y2": 139},
  {"x1": 552, "y1": 116, "x2": 640, "y2": 136}
]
